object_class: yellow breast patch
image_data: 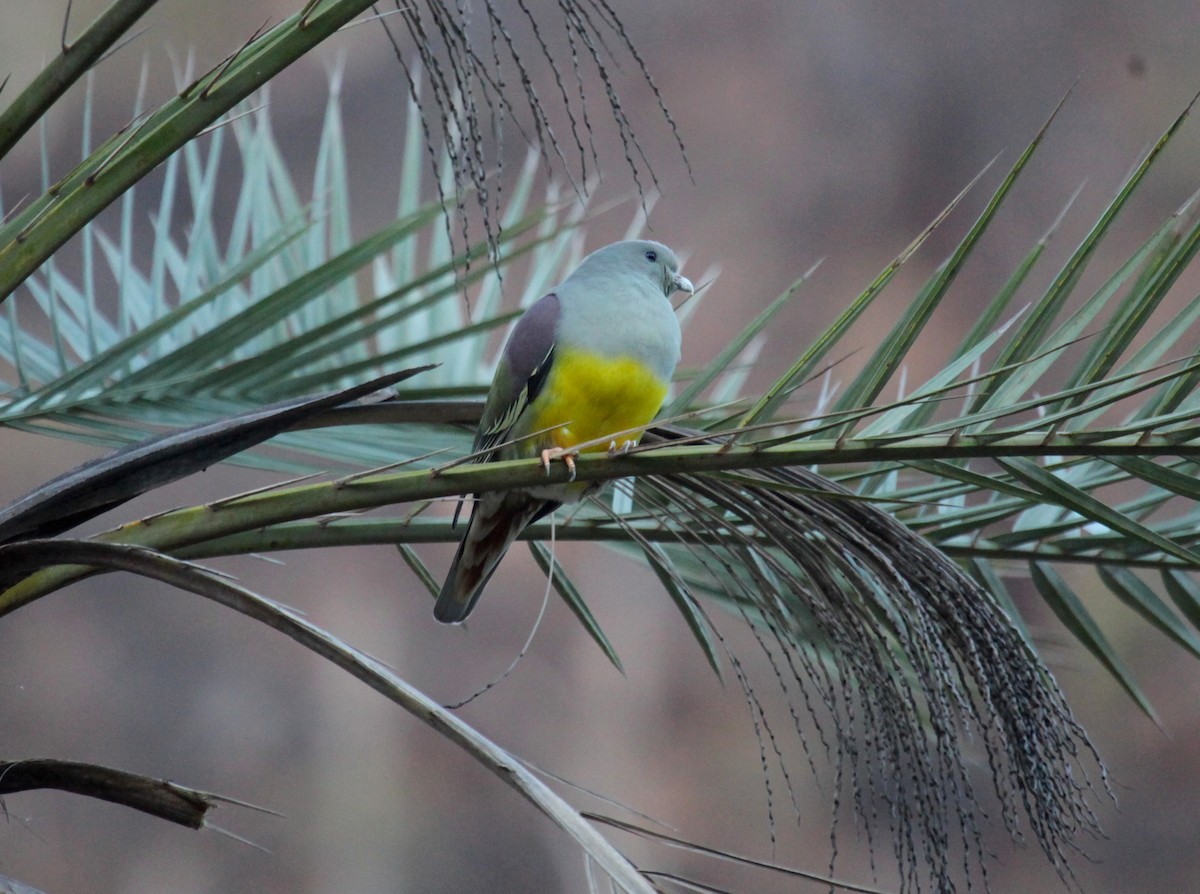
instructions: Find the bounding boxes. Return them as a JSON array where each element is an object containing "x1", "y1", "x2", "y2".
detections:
[{"x1": 530, "y1": 348, "x2": 669, "y2": 453}]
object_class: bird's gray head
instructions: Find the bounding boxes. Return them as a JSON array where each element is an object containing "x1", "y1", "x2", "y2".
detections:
[{"x1": 578, "y1": 240, "x2": 694, "y2": 299}]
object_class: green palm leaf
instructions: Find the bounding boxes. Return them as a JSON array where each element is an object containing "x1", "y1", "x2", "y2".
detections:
[{"x1": 9, "y1": 16, "x2": 1200, "y2": 890}]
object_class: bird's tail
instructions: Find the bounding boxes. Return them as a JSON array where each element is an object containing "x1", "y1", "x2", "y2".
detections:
[{"x1": 434, "y1": 491, "x2": 556, "y2": 623}]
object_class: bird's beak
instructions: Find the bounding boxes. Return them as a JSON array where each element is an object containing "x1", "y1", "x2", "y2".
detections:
[{"x1": 673, "y1": 273, "x2": 695, "y2": 296}]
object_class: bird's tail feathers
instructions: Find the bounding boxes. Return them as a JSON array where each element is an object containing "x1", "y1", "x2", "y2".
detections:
[{"x1": 433, "y1": 492, "x2": 556, "y2": 623}]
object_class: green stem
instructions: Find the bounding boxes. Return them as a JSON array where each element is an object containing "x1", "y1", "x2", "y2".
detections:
[
  {"x1": 4, "y1": 429, "x2": 1200, "y2": 614},
  {"x1": 0, "y1": 0, "x2": 377, "y2": 303},
  {"x1": 0, "y1": 0, "x2": 161, "y2": 160}
]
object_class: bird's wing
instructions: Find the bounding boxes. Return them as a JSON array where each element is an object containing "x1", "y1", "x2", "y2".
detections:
[{"x1": 473, "y1": 292, "x2": 561, "y2": 458}]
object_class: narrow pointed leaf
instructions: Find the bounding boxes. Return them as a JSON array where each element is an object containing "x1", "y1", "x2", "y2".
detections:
[
  {"x1": 1097, "y1": 565, "x2": 1200, "y2": 659},
  {"x1": 905, "y1": 459, "x2": 1043, "y2": 504},
  {"x1": 118, "y1": 207, "x2": 442, "y2": 389},
  {"x1": 836, "y1": 94, "x2": 1069, "y2": 423},
  {"x1": 1162, "y1": 570, "x2": 1200, "y2": 631},
  {"x1": 0, "y1": 367, "x2": 430, "y2": 543},
  {"x1": 666, "y1": 265, "x2": 814, "y2": 416},
  {"x1": 895, "y1": 225, "x2": 1058, "y2": 435},
  {"x1": 833, "y1": 148, "x2": 1039, "y2": 417},
  {"x1": 1068, "y1": 291, "x2": 1200, "y2": 432},
  {"x1": 997, "y1": 457, "x2": 1200, "y2": 568},
  {"x1": 641, "y1": 542, "x2": 723, "y2": 678},
  {"x1": 1103, "y1": 456, "x2": 1200, "y2": 502},
  {"x1": 969, "y1": 223, "x2": 1172, "y2": 423},
  {"x1": 9, "y1": 222, "x2": 309, "y2": 414},
  {"x1": 396, "y1": 543, "x2": 440, "y2": 600},
  {"x1": 1031, "y1": 562, "x2": 1159, "y2": 722},
  {"x1": 1062, "y1": 201, "x2": 1200, "y2": 400},
  {"x1": 977, "y1": 91, "x2": 1200, "y2": 408},
  {"x1": 856, "y1": 318, "x2": 1014, "y2": 438},
  {"x1": 0, "y1": 0, "x2": 386, "y2": 303},
  {"x1": 737, "y1": 172, "x2": 983, "y2": 429},
  {"x1": 529, "y1": 541, "x2": 624, "y2": 674}
]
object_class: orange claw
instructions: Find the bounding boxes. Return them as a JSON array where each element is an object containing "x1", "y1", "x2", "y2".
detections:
[{"x1": 540, "y1": 447, "x2": 578, "y2": 481}]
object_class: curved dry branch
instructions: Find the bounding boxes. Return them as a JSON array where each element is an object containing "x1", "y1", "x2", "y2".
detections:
[
  {"x1": 0, "y1": 539, "x2": 657, "y2": 894},
  {"x1": 0, "y1": 758, "x2": 215, "y2": 829}
]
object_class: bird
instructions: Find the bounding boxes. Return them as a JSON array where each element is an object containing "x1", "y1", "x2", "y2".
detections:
[{"x1": 434, "y1": 239, "x2": 693, "y2": 624}]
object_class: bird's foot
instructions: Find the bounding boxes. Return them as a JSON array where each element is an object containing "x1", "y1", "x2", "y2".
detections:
[
  {"x1": 540, "y1": 447, "x2": 578, "y2": 481},
  {"x1": 607, "y1": 439, "x2": 636, "y2": 456}
]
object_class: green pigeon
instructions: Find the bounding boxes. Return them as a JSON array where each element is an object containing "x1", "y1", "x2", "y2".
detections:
[{"x1": 434, "y1": 239, "x2": 693, "y2": 623}]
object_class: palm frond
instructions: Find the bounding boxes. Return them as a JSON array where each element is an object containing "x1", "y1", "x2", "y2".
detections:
[
  {"x1": 0, "y1": 0, "x2": 686, "y2": 303},
  {"x1": 0, "y1": 83, "x2": 596, "y2": 474},
  {"x1": 0, "y1": 536, "x2": 657, "y2": 894},
  {"x1": 0, "y1": 369, "x2": 426, "y2": 548},
  {"x1": 7, "y1": 30, "x2": 1200, "y2": 891}
]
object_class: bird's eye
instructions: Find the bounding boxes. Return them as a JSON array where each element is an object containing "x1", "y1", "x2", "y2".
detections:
[{"x1": 644, "y1": 250, "x2": 658, "y2": 262}]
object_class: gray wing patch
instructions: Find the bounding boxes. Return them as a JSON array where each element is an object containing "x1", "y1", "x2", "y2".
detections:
[{"x1": 473, "y1": 292, "x2": 561, "y2": 457}]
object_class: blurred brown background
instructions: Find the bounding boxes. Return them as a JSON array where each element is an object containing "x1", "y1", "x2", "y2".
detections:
[{"x1": 3, "y1": 1, "x2": 1200, "y2": 892}]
